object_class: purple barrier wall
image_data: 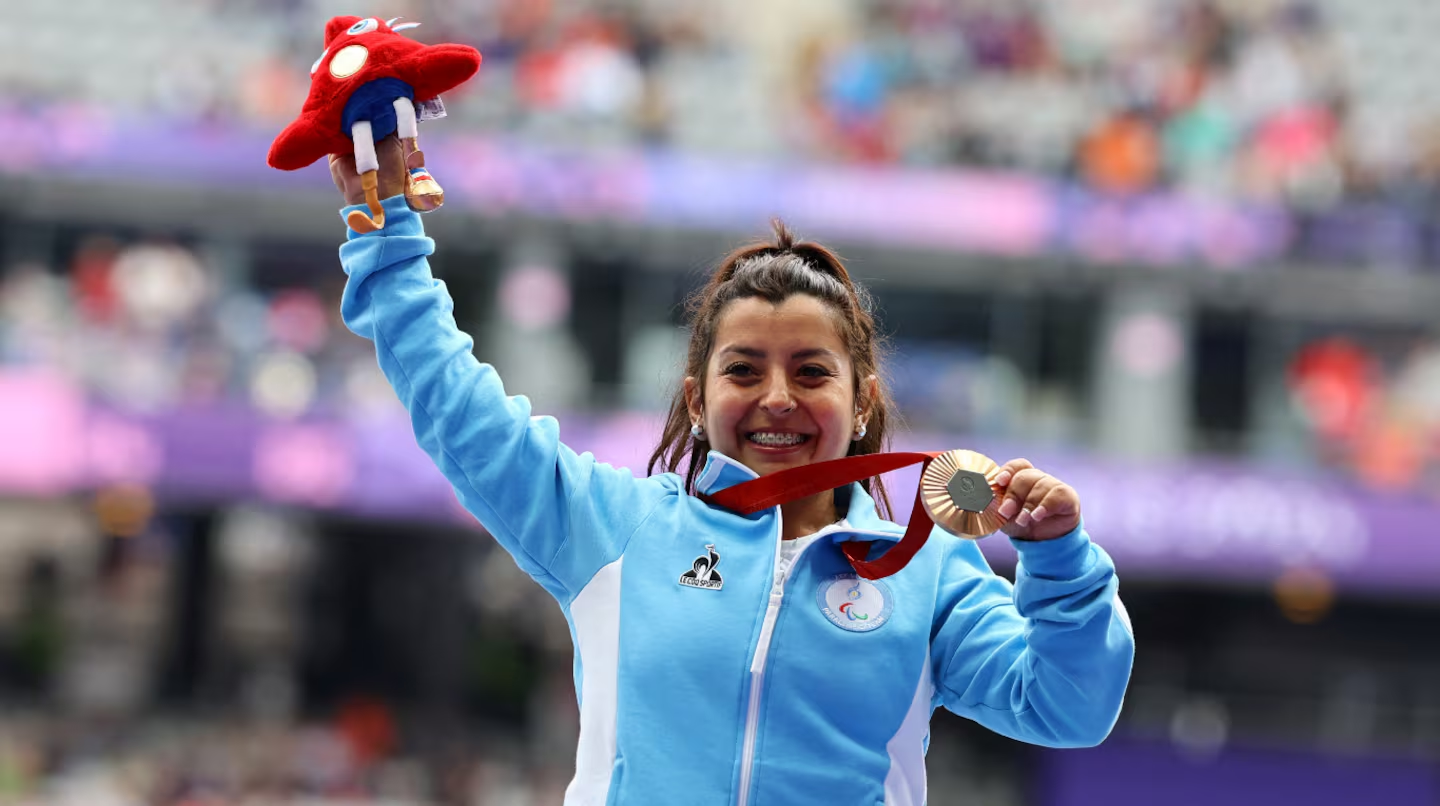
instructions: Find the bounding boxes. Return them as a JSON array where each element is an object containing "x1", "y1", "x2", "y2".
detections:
[
  {"x1": 1, "y1": 370, "x2": 1436, "y2": 596},
  {"x1": 1039, "y1": 739, "x2": 1437, "y2": 806},
  {"x1": 0, "y1": 103, "x2": 1298, "y2": 269}
]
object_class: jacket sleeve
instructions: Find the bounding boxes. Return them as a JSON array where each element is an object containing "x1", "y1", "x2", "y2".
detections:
[
  {"x1": 337, "y1": 196, "x2": 673, "y2": 604},
  {"x1": 929, "y1": 522, "x2": 1134, "y2": 747}
]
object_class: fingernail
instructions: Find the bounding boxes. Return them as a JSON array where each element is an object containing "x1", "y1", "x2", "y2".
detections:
[
  {"x1": 1030, "y1": 505, "x2": 1049, "y2": 523},
  {"x1": 1015, "y1": 509, "x2": 1033, "y2": 528},
  {"x1": 998, "y1": 498, "x2": 1020, "y2": 520},
  {"x1": 995, "y1": 470, "x2": 1012, "y2": 487}
]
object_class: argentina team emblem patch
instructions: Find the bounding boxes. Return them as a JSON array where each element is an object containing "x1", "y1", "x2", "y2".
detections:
[{"x1": 817, "y1": 573, "x2": 893, "y2": 632}]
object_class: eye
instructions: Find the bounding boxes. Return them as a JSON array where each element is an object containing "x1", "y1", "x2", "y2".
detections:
[
  {"x1": 347, "y1": 18, "x2": 379, "y2": 35},
  {"x1": 799, "y1": 365, "x2": 834, "y2": 378},
  {"x1": 310, "y1": 47, "x2": 329, "y2": 75},
  {"x1": 722, "y1": 362, "x2": 756, "y2": 378}
]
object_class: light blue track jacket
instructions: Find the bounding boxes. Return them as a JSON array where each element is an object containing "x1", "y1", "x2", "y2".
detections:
[{"x1": 339, "y1": 196, "x2": 1135, "y2": 806}]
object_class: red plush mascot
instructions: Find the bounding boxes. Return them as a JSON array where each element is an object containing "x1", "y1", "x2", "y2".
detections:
[{"x1": 268, "y1": 15, "x2": 481, "y2": 232}]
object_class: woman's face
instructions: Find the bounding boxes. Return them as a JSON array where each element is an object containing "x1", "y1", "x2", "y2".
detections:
[{"x1": 685, "y1": 295, "x2": 872, "y2": 478}]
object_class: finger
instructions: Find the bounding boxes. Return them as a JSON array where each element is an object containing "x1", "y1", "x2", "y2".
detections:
[
  {"x1": 329, "y1": 153, "x2": 358, "y2": 197},
  {"x1": 1027, "y1": 482, "x2": 1079, "y2": 525},
  {"x1": 329, "y1": 152, "x2": 358, "y2": 177},
  {"x1": 993, "y1": 457, "x2": 1034, "y2": 490},
  {"x1": 378, "y1": 134, "x2": 404, "y2": 169},
  {"x1": 376, "y1": 135, "x2": 409, "y2": 199},
  {"x1": 997, "y1": 467, "x2": 1046, "y2": 521},
  {"x1": 1013, "y1": 476, "x2": 1061, "y2": 528},
  {"x1": 329, "y1": 152, "x2": 355, "y2": 181}
]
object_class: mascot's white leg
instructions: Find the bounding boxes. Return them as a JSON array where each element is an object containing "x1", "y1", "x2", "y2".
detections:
[
  {"x1": 352, "y1": 120, "x2": 379, "y2": 173},
  {"x1": 346, "y1": 119, "x2": 386, "y2": 233},
  {"x1": 393, "y1": 98, "x2": 444, "y2": 211},
  {"x1": 394, "y1": 98, "x2": 418, "y2": 140}
]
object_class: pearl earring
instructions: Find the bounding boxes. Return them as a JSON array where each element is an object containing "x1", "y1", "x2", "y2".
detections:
[{"x1": 691, "y1": 423, "x2": 705, "y2": 440}]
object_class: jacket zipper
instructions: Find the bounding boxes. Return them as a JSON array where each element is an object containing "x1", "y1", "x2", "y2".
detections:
[
  {"x1": 737, "y1": 509, "x2": 788, "y2": 806},
  {"x1": 737, "y1": 589, "x2": 783, "y2": 806},
  {"x1": 736, "y1": 515, "x2": 843, "y2": 806}
]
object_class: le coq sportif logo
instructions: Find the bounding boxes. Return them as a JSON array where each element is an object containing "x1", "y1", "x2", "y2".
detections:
[{"x1": 679, "y1": 544, "x2": 724, "y2": 590}]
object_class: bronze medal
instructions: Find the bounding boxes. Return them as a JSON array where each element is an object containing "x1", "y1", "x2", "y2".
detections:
[{"x1": 920, "y1": 449, "x2": 1006, "y2": 538}]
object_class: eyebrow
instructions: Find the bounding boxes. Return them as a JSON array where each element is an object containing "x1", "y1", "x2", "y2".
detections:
[{"x1": 718, "y1": 346, "x2": 842, "y2": 361}]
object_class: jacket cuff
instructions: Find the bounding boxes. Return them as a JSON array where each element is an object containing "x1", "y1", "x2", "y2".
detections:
[
  {"x1": 340, "y1": 195, "x2": 425, "y2": 239},
  {"x1": 1010, "y1": 520, "x2": 1095, "y2": 579}
]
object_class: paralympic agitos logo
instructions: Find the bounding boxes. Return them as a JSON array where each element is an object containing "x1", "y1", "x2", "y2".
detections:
[
  {"x1": 837, "y1": 580, "x2": 870, "y2": 621},
  {"x1": 818, "y1": 574, "x2": 893, "y2": 632}
]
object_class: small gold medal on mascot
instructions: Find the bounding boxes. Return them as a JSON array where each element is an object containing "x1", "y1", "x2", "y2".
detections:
[{"x1": 920, "y1": 450, "x2": 1006, "y2": 538}]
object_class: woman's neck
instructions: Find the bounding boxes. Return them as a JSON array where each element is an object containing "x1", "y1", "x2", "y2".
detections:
[{"x1": 780, "y1": 491, "x2": 841, "y2": 540}]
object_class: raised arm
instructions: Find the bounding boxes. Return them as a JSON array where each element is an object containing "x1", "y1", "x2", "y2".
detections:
[
  {"x1": 930, "y1": 524, "x2": 1134, "y2": 747},
  {"x1": 331, "y1": 138, "x2": 674, "y2": 603}
]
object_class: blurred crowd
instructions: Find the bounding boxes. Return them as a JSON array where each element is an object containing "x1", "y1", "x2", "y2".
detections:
[
  {"x1": 0, "y1": 498, "x2": 580, "y2": 806},
  {"x1": 6, "y1": 0, "x2": 1440, "y2": 487},
  {"x1": 0, "y1": 236, "x2": 394, "y2": 421},
  {"x1": 1285, "y1": 335, "x2": 1440, "y2": 493},
  {"x1": 0, "y1": 713, "x2": 568, "y2": 805},
  {"x1": 85, "y1": 0, "x2": 1440, "y2": 210},
  {"x1": 791, "y1": 0, "x2": 1393, "y2": 208}
]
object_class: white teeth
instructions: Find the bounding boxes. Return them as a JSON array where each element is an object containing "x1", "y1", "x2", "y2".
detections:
[{"x1": 748, "y1": 432, "x2": 808, "y2": 447}]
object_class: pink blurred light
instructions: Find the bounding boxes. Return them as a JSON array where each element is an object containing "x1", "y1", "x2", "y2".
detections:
[
  {"x1": 252, "y1": 424, "x2": 354, "y2": 507},
  {"x1": 267, "y1": 289, "x2": 331, "y2": 353},
  {"x1": 0, "y1": 370, "x2": 85, "y2": 494},
  {"x1": 500, "y1": 265, "x2": 571, "y2": 331},
  {"x1": 1113, "y1": 313, "x2": 1183, "y2": 377},
  {"x1": 87, "y1": 412, "x2": 164, "y2": 485}
]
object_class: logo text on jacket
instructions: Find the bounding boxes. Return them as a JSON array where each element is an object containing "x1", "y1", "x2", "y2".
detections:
[{"x1": 679, "y1": 544, "x2": 724, "y2": 590}]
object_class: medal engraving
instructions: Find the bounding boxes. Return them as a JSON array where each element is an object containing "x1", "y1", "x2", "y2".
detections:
[{"x1": 946, "y1": 469, "x2": 994, "y2": 513}]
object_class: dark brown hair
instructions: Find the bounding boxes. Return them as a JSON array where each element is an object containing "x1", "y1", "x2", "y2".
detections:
[{"x1": 647, "y1": 219, "x2": 899, "y2": 518}]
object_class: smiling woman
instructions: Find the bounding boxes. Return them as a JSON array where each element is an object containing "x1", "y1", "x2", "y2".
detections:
[{"x1": 330, "y1": 154, "x2": 1134, "y2": 804}]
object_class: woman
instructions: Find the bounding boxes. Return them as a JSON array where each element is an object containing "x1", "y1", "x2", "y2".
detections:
[{"x1": 331, "y1": 137, "x2": 1133, "y2": 805}]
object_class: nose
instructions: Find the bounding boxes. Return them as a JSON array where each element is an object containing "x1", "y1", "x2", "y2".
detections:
[{"x1": 759, "y1": 372, "x2": 796, "y2": 415}]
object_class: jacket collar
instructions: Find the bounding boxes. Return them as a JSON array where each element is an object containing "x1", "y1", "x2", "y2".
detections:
[{"x1": 693, "y1": 451, "x2": 906, "y2": 544}]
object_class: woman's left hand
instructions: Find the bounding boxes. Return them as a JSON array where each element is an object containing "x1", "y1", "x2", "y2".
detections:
[{"x1": 992, "y1": 458, "x2": 1082, "y2": 541}]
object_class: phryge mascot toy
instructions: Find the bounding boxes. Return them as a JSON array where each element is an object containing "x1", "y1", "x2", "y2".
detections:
[{"x1": 267, "y1": 15, "x2": 481, "y2": 232}]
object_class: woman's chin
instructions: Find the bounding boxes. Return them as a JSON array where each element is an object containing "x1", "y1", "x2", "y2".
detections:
[{"x1": 740, "y1": 443, "x2": 821, "y2": 475}]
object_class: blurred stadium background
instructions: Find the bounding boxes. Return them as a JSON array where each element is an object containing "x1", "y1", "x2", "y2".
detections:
[{"x1": 2, "y1": 0, "x2": 1440, "y2": 802}]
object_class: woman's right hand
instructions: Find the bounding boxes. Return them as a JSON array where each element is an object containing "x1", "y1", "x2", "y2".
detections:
[{"x1": 329, "y1": 134, "x2": 408, "y2": 207}]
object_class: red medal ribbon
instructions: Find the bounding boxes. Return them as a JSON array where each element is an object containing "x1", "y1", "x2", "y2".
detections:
[{"x1": 700, "y1": 452, "x2": 944, "y2": 580}]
